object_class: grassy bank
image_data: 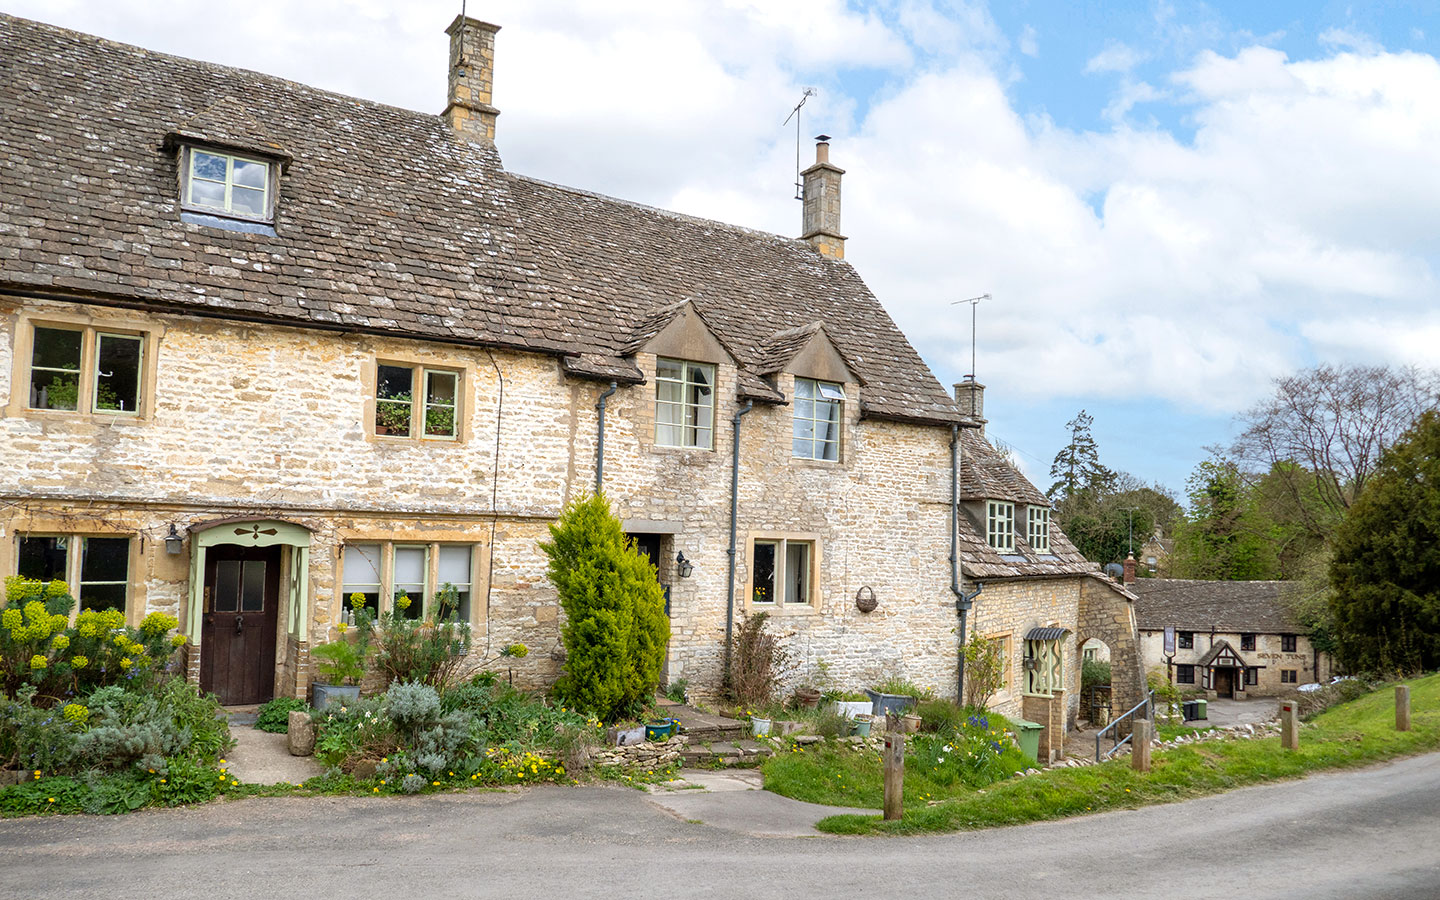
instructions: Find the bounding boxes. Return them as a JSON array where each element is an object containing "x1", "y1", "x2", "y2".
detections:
[{"x1": 809, "y1": 673, "x2": 1439, "y2": 835}]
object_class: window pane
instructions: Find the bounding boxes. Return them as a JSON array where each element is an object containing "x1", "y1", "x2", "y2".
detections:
[
  {"x1": 376, "y1": 364, "x2": 414, "y2": 436},
  {"x1": 214, "y1": 559, "x2": 240, "y2": 612},
  {"x1": 18, "y1": 536, "x2": 68, "y2": 582},
  {"x1": 655, "y1": 423, "x2": 681, "y2": 447},
  {"x1": 656, "y1": 358, "x2": 683, "y2": 380},
  {"x1": 752, "y1": 542, "x2": 776, "y2": 603},
  {"x1": 794, "y1": 378, "x2": 815, "y2": 400},
  {"x1": 437, "y1": 545, "x2": 471, "y2": 587},
  {"x1": 394, "y1": 545, "x2": 426, "y2": 619},
  {"x1": 80, "y1": 538, "x2": 128, "y2": 583},
  {"x1": 192, "y1": 151, "x2": 227, "y2": 181},
  {"x1": 231, "y1": 158, "x2": 268, "y2": 189},
  {"x1": 424, "y1": 371, "x2": 458, "y2": 437},
  {"x1": 95, "y1": 334, "x2": 142, "y2": 413},
  {"x1": 693, "y1": 427, "x2": 712, "y2": 450},
  {"x1": 818, "y1": 439, "x2": 838, "y2": 462},
  {"x1": 188, "y1": 178, "x2": 225, "y2": 209},
  {"x1": 792, "y1": 437, "x2": 810, "y2": 458},
  {"x1": 30, "y1": 327, "x2": 83, "y2": 411},
  {"x1": 241, "y1": 560, "x2": 266, "y2": 612},
  {"x1": 79, "y1": 582, "x2": 126, "y2": 614},
  {"x1": 785, "y1": 542, "x2": 810, "y2": 604},
  {"x1": 341, "y1": 544, "x2": 382, "y2": 590},
  {"x1": 656, "y1": 380, "x2": 682, "y2": 403},
  {"x1": 32, "y1": 327, "x2": 83, "y2": 371},
  {"x1": 230, "y1": 185, "x2": 266, "y2": 216},
  {"x1": 816, "y1": 382, "x2": 846, "y2": 401},
  {"x1": 655, "y1": 402, "x2": 682, "y2": 426}
]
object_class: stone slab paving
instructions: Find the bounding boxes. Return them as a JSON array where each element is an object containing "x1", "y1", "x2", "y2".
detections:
[
  {"x1": 643, "y1": 767, "x2": 874, "y2": 837},
  {"x1": 222, "y1": 723, "x2": 325, "y2": 787}
]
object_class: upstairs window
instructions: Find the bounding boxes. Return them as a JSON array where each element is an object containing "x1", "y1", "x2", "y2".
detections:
[
  {"x1": 27, "y1": 325, "x2": 144, "y2": 416},
  {"x1": 986, "y1": 501, "x2": 1014, "y2": 552},
  {"x1": 1281, "y1": 634, "x2": 1297, "y2": 652},
  {"x1": 1178, "y1": 631, "x2": 1194, "y2": 649},
  {"x1": 183, "y1": 149, "x2": 273, "y2": 221},
  {"x1": 374, "y1": 363, "x2": 461, "y2": 440},
  {"x1": 655, "y1": 358, "x2": 714, "y2": 449},
  {"x1": 792, "y1": 378, "x2": 843, "y2": 461},
  {"x1": 1241, "y1": 633, "x2": 1256, "y2": 651},
  {"x1": 1027, "y1": 506, "x2": 1050, "y2": 553}
]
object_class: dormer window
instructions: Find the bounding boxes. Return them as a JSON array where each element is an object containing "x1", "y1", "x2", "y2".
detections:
[
  {"x1": 182, "y1": 148, "x2": 274, "y2": 221},
  {"x1": 986, "y1": 501, "x2": 1015, "y2": 551},
  {"x1": 1027, "y1": 506, "x2": 1050, "y2": 553},
  {"x1": 655, "y1": 358, "x2": 714, "y2": 449},
  {"x1": 793, "y1": 378, "x2": 843, "y2": 461}
]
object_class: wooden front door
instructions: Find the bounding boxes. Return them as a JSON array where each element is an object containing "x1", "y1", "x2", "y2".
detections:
[
  {"x1": 1213, "y1": 667, "x2": 1235, "y2": 699},
  {"x1": 200, "y1": 545, "x2": 280, "y2": 706}
]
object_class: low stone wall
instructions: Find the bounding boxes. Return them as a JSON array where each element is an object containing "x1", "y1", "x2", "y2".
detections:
[{"x1": 590, "y1": 735, "x2": 688, "y2": 770}]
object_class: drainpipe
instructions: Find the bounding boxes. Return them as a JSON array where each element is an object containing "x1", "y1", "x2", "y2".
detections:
[
  {"x1": 594, "y1": 382, "x2": 619, "y2": 494},
  {"x1": 952, "y1": 423, "x2": 983, "y2": 703},
  {"x1": 723, "y1": 400, "x2": 754, "y2": 692}
]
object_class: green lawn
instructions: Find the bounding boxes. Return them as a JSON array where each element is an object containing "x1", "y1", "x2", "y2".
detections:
[{"x1": 797, "y1": 673, "x2": 1439, "y2": 835}]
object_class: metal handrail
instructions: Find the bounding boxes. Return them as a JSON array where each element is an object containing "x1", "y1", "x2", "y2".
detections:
[{"x1": 1096, "y1": 689, "x2": 1154, "y2": 761}]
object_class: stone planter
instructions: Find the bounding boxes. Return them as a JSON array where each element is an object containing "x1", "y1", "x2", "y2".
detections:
[
  {"x1": 312, "y1": 683, "x2": 361, "y2": 711},
  {"x1": 795, "y1": 688, "x2": 821, "y2": 709},
  {"x1": 826, "y1": 700, "x2": 873, "y2": 720},
  {"x1": 750, "y1": 717, "x2": 772, "y2": 736},
  {"x1": 865, "y1": 689, "x2": 915, "y2": 717}
]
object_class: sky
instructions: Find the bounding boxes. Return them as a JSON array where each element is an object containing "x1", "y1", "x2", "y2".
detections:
[{"x1": 8, "y1": 0, "x2": 1439, "y2": 496}]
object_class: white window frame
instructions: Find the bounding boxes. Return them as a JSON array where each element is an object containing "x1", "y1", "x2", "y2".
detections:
[
  {"x1": 27, "y1": 323, "x2": 148, "y2": 417},
  {"x1": 13, "y1": 534, "x2": 132, "y2": 622},
  {"x1": 986, "y1": 501, "x2": 1015, "y2": 552},
  {"x1": 182, "y1": 147, "x2": 275, "y2": 222},
  {"x1": 655, "y1": 358, "x2": 715, "y2": 450},
  {"x1": 1027, "y1": 505, "x2": 1050, "y2": 553},
  {"x1": 374, "y1": 362, "x2": 463, "y2": 441},
  {"x1": 339, "y1": 541, "x2": 478, "y2": 624},
  {"x1": 1024, "y1": 638, "x2": 1063, "y2": 697},
  {"x1": 748, "y1": 537, "x2": 817, "y2": 609},
  {"x1": 792, "y1": 377, "x2": 843, "y2": 461}
]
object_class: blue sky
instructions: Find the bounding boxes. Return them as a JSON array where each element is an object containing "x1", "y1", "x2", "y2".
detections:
[{"x1": 9, "y1": 0, "x2": 1440, "y2": 498}]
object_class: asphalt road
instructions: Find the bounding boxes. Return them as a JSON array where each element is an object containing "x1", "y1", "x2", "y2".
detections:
[{"x1": 4, "y1": 753, "x2": 1439, "y2": 900}]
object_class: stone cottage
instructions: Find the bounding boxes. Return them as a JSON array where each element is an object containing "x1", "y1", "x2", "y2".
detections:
[
  {"x1": 0, "y1": 13, "x2": 1140, "y2": 758},
  {"x1": 1130, "y1": 579, "x2": 1334, "y2": 697}
]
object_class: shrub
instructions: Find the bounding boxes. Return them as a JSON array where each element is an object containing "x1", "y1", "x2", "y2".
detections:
[
  {"x1": 255, "y1": 697, "x2": 309, "y2": 734},
  {"x1": 1082, "y1": 659, "x2": 1112, "y2": 690},
  {"x1": 665, "y1": 679, "x2": 689, "y2": 704},
  {"x1": 910, "y1": 712, "x2": 1027, "y2": 789},
  {"x1": 310, "y1": 638, "x2": 366, "y2": 686},
  {"x1": 541, "y1": 493, "x2": 670, "y2": 722},
  {"x1": 871, "y1": 677, "x2": 935, "y2": 702},
  {"x1": 962, "y1": 634, "x2": 1005, "y2": 708},
  {"x1": 727, "y1": 611, "x2": 791, "y2": 708},
  {"x1": 916, "y1": 699, "x2": 967, "y2": 734},
  {"x1": 359, "y1": 592, "x2": 472, "y2": 690}
]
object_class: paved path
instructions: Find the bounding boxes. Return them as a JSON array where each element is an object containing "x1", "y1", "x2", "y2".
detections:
[
  {"x1": 3, "y1": 753, "x2": 1438, "y2": 900},
  {"x1": 644, "y1": 768, "x2": 873, "y2": 836},
  {"x1": 223, "y1": 726, "x2": 324, "y2": 786}
]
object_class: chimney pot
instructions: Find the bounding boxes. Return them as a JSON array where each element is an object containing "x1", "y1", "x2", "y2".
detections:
[
  {"x1": 444, "y1": 15, "x2": 501, "y2": 143},
  {"x1": 800, "y1": 137, "x2": 846, "y2": 259}
]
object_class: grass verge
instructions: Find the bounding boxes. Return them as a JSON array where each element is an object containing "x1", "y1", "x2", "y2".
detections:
[{"x1": 810, "y1": 673, "x2": 1439, "y2": 835}]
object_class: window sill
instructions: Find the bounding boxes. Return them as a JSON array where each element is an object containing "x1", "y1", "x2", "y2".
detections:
[
  {"x1": 746, "y1": 602, "x2": 821, "y2": 616},
  {"x1": 22, "y1": 407, "x2": 148, "y2": 424},
  {"x1": 180, "y1": 210, "x2": 277, "y2": 236}
]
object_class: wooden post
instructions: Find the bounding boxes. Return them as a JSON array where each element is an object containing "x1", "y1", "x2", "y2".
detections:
[
  {"x1": 883, "y1": 724, "x2": 905, "y2": 821},
  {"x1": 1280, "y1": 699, "x2": 1299, "y2": 750},
  {"x1": 1130, "y1": 719, "x2": 1151, "y2": 773},
  {"x1": 1397, "y1": 685, "x2": 1412, "y2": 732}
]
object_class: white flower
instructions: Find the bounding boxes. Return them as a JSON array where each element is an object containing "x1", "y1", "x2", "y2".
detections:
[{"x1": 943, "y1": 744, "x2": 953, "y2": 752}]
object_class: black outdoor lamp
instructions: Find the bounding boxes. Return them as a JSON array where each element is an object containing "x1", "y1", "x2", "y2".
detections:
[
  {"x1": 675, "y1": 551, "x2": 694, "y2": 578},
  {"x1": 164, "y1": 523, "x2": 184, "y2": 555}
]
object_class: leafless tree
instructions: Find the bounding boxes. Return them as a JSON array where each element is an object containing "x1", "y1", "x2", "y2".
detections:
[{"x1": 1232, "y1": 364, "x2": 1439, "y2": 533}]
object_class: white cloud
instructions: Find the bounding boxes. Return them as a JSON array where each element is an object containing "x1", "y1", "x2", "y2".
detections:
[
  {"x1": 1085, "y1": 40, "x2": 1146, "y2": 74},
  {"x1": 1319, "y1": 26, "x2": 1382, "y2": 56},
  {"x1": 1018, "y1": 24, "x2": 1038, "y2": 58}
]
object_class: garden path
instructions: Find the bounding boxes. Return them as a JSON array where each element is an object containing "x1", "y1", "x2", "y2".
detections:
[
  {"x1": 221, "y1": 709, "x2": 324, "y2": 786},
  {"x1": 642, "y1": 768, "x2": 873, "y2": 837}
]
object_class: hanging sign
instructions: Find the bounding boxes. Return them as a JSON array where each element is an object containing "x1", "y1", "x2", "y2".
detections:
[{"x1": 1164, "y1": 626, "x2": 1176, "y2": 655}]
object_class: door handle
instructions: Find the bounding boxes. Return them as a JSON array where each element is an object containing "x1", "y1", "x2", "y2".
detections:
[{"x1": 235, "y1": 615, "x2": 244, "y2": 635}]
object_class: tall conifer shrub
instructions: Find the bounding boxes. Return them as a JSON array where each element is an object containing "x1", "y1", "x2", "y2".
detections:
[{"x1": 541, "y1": 494, "x2": 670, "y2": 722}]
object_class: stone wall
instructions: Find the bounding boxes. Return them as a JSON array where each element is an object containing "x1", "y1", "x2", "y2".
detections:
[
  {"x1": 967, "y1": 577, "x2": 1083, "y2": 726},
  {"x1": 1078, "y1": 575, "x2": 1146, "y2": 723}
]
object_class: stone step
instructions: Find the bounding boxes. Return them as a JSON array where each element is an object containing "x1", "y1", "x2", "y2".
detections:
[{"x1": 681, "y1": 740, "x2": 775, "y2": 768}]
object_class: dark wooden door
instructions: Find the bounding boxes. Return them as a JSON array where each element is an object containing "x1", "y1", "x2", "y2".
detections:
[
  {"x1": 1214, "y1": 667, "x2": 1234, "y2": 699},
  {"x1": 200, "y1": 545, "x2": 280, "y2": 706}
]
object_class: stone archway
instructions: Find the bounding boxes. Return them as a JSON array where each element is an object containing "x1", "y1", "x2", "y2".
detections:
[{"x1": 1077, "y1": 575, "x2": 1145, "y2": 729}]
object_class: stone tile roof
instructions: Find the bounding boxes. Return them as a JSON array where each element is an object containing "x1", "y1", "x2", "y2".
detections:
[
  {"x1": 0, "y1": 14, "x2": 963, "y2": 427},
  {"x1": 1129, "y1": 579, "x2": 1301, "y2": 633},
  {"x1": 959, "y1": 429, "x2": 1049, "y2": 505}
]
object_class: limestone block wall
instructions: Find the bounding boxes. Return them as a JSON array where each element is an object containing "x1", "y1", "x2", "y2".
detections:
[
  {"x1": 966, "y1": 577, "x2": 1083, "y2": 726},
  {"x1": 1078, "y1": 576, "x2": 1145, "y2": 720}
]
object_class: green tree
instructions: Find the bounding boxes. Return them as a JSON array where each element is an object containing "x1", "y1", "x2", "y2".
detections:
[
  {"x1": 541, "y1": 493, "x2": 670, "y2": 722},
  {"x1": 1170, "y1": 452, "x2": 1281, "y2": 580},
  {"x1": 1053, "y1": 472, "x2": 1180, "y2": 566},
  {"x1": 1047, "y1": 410, "x2": 1117, "y2": 502},
  {"x1": 1328, "y1": 411, "x2": 1440, "y2": 673}
]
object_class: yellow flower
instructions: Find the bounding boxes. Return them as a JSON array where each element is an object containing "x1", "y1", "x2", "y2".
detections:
[
  {"x1": 48, "y1": 798, "x2": 54, "y2": 803},
  {"x1": 171, "y1": 634, "x2": 187, "y2": 648},
  {"x1": 337, "y1": 622, "x2": 349, "y2": 634},
  {"x1": 70, "y1": 655, "x2": 88, "y2": 669},
  {"x1": 119, "y1": 657, "x2": 133, "y2": 669},
  {"x1": 29, "y1": 654, "x2": 47, "y2": 670},
  {"x1": 432, "y1": 781, "x2": 440, "y2": 786},
  {"x1": 50, "y1": 634, "x2": 70, "y2": 651},
  {"x1": 373, "y1": 787, "x2": 380, "y2": 793},
  {"x1": 395, "y1": 593, "x2": 411, "y2": 611},
  {"x1": 349, "y1": 592, "x2": 366, "y2": 610}
]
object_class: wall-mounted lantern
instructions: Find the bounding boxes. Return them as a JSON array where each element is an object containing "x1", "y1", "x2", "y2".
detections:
[
  {"x1": 164, "y1": 523, "x2": 184, "y2": 555},
  {"x1": 675, "y1": 551, "x2": 694, "y2": 579}
]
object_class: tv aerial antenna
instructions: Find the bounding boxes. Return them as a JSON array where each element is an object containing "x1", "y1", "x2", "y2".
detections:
[
  {"x1": 783, "y1": 88, "x2": 818, "y2": 200},
  {"x1": 950, "y1": 293, "x2": 990, "y2": 381}
]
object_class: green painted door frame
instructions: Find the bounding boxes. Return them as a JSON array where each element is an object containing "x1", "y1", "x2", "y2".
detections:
[{"x1": 186, "y1": 518, "x2": 312, "y2": 646}]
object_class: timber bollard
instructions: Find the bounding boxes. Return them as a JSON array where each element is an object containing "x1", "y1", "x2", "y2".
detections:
[
  {"x1": 1130, "y1": 719, "x2": 1152, "y2": 772},
  {"x1": 1280, "y1": 699, "x2": 1299, "y2": 750},
  {"x1": 883, "y1": 717, "x2": 905, "y2": 821},
  {"x1": 1397, "y1": 685, "x2": 1412, "y2": 732}
]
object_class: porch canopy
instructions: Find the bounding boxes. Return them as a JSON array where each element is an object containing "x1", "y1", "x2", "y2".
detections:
[
  {"x1": 1196, "y1": 639, "x2": 1250, "y2": 670},
  {"x1": 185, "y1": 518, "x2": 313, "y2": 645}
]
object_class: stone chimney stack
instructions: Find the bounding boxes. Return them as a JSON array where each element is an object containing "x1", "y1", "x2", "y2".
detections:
[
  {"x1": 954, "y1": 378, "x2": 986, "y2": 435},
  {"x1": 1123, "y1": 553, "x2": 1137, "y2": 585},
  {"x1": 801, "y1": 137, "x2": 846, "y2": 259},
  {"x1": 444, "y1": 16, "x2": 501, "y2": 142}
]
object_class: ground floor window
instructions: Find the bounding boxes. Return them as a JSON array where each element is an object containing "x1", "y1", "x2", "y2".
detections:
[
  {"x1": 1281, "y1": 669, "x2": 1297, "y2": 684},
  {"x1": 15, "y1": 534, "x2": 131, "y2": 617},
  {"x1": 749, "y1": 538, "x2": 815, "y2": 607},
  {"x1": 1246, "y1": 667, "x2": 1259, "y2": 686},
  {"x1": 1176, "y1": 663, "x2": 1195, "y2": 684},
  {"x1": 340, "y1": 541, "x2": 475, "y2": 623}
]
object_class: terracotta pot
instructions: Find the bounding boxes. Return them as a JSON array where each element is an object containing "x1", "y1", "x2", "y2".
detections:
[{"x1": 795, "y1": 688, "x2": 822, "y2": 709}]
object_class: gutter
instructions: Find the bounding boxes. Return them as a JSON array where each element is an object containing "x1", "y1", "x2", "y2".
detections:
[
  {"x1": 593, "y1": 381, "x2": 619, "y2": 494},
  {"x1": 722, "y1": 400, "x2": 755, "y2": 692},
  {"x1": 951, "y1": 423, "x2": 983, "y2": 703}
]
